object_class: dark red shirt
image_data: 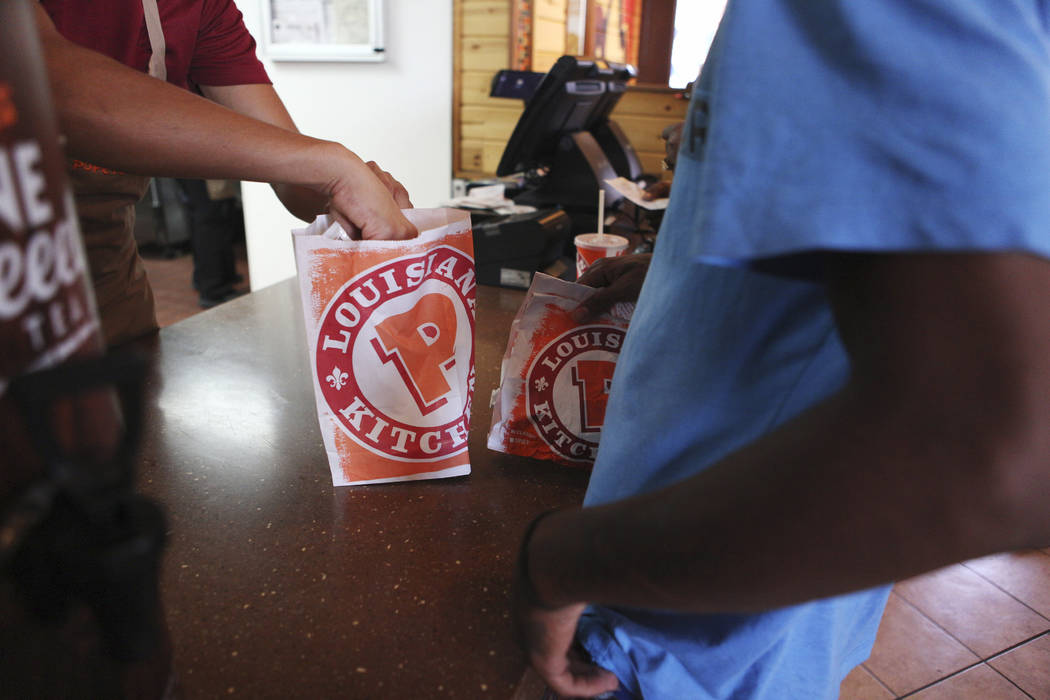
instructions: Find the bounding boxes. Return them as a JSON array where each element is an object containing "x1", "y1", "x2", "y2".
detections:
[{"x1": 40, "y1": 0, "x2": 270, "y2": 89}]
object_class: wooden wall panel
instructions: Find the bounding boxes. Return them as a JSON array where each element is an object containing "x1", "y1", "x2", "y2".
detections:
[
  {"x1": 531, "y1": 1, "x2": 567, "y2": 85},
  {"x1": 611, "y1": 88, "x2": 688, "y2": 180},
  {"x1": 462, "y1": 71, "x2": 528, "y2": 113},
  {"x1": 462, "y1": 140, "x2": 511, "y2": 173},
  {"x1": 460, "y1": 140, "x2": 510, "y2": 173},
  {"x1": 614, "y1": 113, "x2": 682, "y2": 153},
  {"x1": 461, "y1": 37, "x2": 512, "y2": 70},
  {"x1": 614, "y1": 89, "x2": 688, "y2": 120},
  {"x1": 461, "y1": 104, "x2": 523, "y2": 141},
  {"x1": 461, "y1": 71, "x2": 498, "y2": 105},
  {"x1": 460, "y1": 141, "x2": 485, "y2": 171},
  {"x1": 456, "y1": 0, "x2": 517, "y2": 176},
  {"x1": 462, "y1": 1, "x2": 510, "y2": 35},
  {"x1": 634, "y1": 151, "x2": 666, "y2": 177}
]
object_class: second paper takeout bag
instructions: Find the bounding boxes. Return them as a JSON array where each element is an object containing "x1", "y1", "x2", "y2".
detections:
[
  {"x1": 487, "y1": 273, "x2": 632, "y2": 468},
  {"x1": 293, "y1": 208, "x2": 476, "y2": 486}
]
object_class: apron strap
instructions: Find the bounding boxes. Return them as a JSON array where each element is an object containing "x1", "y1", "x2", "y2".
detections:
[{"x1": 141, "y1": 0, "x2": 167, "y2": 81}]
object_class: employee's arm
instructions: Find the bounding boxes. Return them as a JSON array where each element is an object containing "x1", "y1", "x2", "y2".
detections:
[
  {"x1": 199, "y1": 83, "x2": 412, "y2": 222},
  {"x1": 519, "y1": 252, "x2": 1050, "y2": 696},
  {"x1": 33, "y1": 6, "x2": 415, "y2": 239}
]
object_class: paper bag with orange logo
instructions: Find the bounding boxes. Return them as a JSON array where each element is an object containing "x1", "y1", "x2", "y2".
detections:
[
  {"x1": 293, "y1": 208, "x2": 476, "y2": 486},
  {"x1": 487, "y1": 273, "x2": 632, "y2": 468}
]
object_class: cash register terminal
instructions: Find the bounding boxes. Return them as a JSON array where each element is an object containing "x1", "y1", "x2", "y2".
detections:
[
  {"x1": 470, "y1": 56, "x2": 649, "y2": 288},
  {"x1": 495, "y1": 56, "x2": 641, "y2": 212}
]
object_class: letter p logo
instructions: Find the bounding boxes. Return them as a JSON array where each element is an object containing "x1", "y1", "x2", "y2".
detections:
[{"x1": 371, "y1": 293, "x2": 458, "y2": 415}]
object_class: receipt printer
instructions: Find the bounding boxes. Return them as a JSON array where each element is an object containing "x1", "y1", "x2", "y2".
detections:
[{"x1": 471, "y1": 208, "x2": 572, "y2": 289}]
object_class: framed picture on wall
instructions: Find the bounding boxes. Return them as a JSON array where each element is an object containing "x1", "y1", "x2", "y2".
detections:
[{"x1": 262, "y1": 0, "x2": 385, "y2": 62}]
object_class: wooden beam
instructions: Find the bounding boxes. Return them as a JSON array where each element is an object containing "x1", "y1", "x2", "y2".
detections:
[{"x1": 636, "y1": 0, "x2": 676, "y2": 85}]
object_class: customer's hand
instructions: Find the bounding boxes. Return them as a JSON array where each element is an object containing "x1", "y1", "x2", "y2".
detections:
[
  {"x1": 512, "y1": 513, "x2": 619, "y2": 699},
  {"x1": 321, "y1": 145, "x2": 418, "y2": 240},
  {"x1": 513, "y1": 600, "x2": 618, "y2": 699},
  {"x1": 573, "y1": 253, "x2": 652, "y2": 323}
]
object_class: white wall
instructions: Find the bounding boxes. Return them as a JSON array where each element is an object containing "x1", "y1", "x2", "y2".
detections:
[{"x1": 234, "y1": 0, "x2": 453, "y2": 289}]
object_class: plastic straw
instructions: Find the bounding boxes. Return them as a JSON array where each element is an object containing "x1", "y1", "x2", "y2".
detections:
[{"x1": 597, "y1": 189, "x2": 606, "y2": 239}]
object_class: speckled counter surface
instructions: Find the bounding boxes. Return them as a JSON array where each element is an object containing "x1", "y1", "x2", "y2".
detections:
[{"x1": 135, "y1": 278, "x2": 589, "y2": 698}]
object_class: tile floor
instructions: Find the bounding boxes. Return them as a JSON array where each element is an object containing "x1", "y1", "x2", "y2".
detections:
[
  {"x1": 142, "y1": 244, "x2": 1050, "y2": 700},
  {"x1": 840, "y1": 549, "x2": 1050, "y2": 699},
  {"x1": 138, "y1": 242, "x2": 250, "y2": 328}
]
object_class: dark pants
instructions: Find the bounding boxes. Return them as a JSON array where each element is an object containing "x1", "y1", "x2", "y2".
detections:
[{"x1": 176, "y1": 179, "x2": 240, "y2": 300}]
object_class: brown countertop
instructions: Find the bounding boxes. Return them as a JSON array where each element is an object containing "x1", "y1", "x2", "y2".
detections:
[{"x1": 135, "y1": 278, "x2": 588, "y2": 698}]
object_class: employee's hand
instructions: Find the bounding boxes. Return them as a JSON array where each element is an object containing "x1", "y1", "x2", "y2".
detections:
[
  {"x1": 642, "y1": 179, "x2": 672, "y2": 200},
  {"x1": 321, "y1": 145, "x2": 418, "y2": 240},
  {"x1": 573, "y1": 253, "x2": 652, "y2": 323},
  {"x1": 364, "y1": 160, "x2": 413, "y2": 209}
]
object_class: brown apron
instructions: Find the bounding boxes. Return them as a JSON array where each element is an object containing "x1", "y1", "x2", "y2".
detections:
[{"x1": 71, "y1": 0, "x2": 168, "y2": 347}]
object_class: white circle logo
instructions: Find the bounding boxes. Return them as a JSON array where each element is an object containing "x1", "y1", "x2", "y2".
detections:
[
  {"x1": 316, "y1": 246, "x2": 476, "y2": 461},
  {"x1": 525, "y1": 325, "x2": 624, "y2": 463}
]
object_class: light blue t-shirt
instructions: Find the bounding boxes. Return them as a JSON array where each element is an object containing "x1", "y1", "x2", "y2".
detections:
[{"x1": 578, "y1": 1, "x2": 1050, "y2": 698}]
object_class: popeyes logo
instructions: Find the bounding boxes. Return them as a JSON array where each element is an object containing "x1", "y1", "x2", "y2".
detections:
[
  {"x1": 526, "y1": 326, "x2": 624, "y2": 463},
  {"x1": 315, "y1": 246, "x2": 476, "y2": 461}
]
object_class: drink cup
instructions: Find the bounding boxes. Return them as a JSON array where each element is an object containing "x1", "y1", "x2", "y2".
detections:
[{"x1": 574, "y1": 233, "x2": 629, "y2": 279}]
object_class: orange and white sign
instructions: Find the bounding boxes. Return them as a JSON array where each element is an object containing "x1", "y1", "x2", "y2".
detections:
[
  {"x1": 293, "y1": 209, "x2": 475, "y2": 485},
  {"x1": 488, "y1": 273, "x2": 632, "y2": 468}
]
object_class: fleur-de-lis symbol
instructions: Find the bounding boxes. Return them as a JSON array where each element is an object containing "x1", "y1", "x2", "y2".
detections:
[
  {"x1": 326, "y1": 366, "x2": 349, "y2": 391},
  {"x1": 533, "y1": 376, "x2": 549, "y2": 392}
]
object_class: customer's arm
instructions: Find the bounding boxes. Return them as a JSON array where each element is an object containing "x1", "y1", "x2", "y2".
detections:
[
  {"x1": 518, "y1": 252, "x2": 1050, "y2": 696},
  {"x1": 34, "y1": 6, "x2": 415, "y2": 240},
  {"x1": 572, "y1": 253, "x2": 652, "y2": 321}
]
